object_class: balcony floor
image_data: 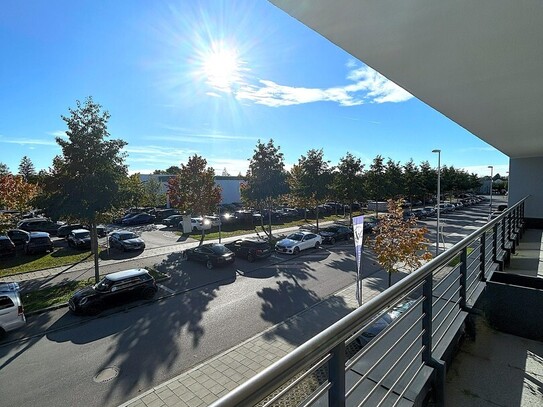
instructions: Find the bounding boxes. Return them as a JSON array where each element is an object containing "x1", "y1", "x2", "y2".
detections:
[{"x1": 445, "y1": 229, "x2": 543, "y2": 406}]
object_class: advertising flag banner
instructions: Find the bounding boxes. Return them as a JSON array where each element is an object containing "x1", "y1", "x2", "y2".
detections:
[{"x1": 353, "y1": 215, "x2": 365, "y2": 306}]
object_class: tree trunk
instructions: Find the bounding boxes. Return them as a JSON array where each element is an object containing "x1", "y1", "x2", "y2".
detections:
[
  {"x1": 316, "y1": 205, "x2": 320, "y2": 232},
  {"x1": 268, "y1": 201, "x2": 272, "y2": 238},
  {"x1": 388, "y1": 270, "x2": 392, "y2": 287},
  {"x1": 199, "y1": 214, "x2": 205, "y2": 246}
]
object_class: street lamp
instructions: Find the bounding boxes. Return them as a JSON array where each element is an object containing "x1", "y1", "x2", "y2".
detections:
[
  {"x1": 432, "y1": 149, "x2": 441, "y2": 257},
  {"x1": 488, "y1": 165, "x2": 494, "y2": 214}
]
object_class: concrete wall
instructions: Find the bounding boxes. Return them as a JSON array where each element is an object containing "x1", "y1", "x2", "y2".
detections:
[{"x1": 509, "y1": 157, "x2": 543, "y2": 220}]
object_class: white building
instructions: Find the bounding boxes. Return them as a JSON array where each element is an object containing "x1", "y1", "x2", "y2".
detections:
[{"x1": 139, "y1": 174, "x2": 244, "y2": 206}]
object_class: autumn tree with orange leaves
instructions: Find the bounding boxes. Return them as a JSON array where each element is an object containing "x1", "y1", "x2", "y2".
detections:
[
  {"x1": 370, "y1": 199, "x2": 433, "y2": 287},
  {"x1": 0, "y1": 174, "x2": 40, "y2": 231}
]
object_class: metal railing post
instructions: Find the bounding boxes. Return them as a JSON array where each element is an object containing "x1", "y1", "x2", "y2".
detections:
[
  {"x1": 328, "y1": 342, "x2": 346, "y2": 407},
  {"x1": 492, "y1": 223, "x2": 501, "y2": 270},
  {"x1": 480, "y1": 233, "x2": 487, "y2": 281},
  {"x1": 460, "y1": 247, "x2": 468, "y2": 309},
  {"x1": 422, "y1": 274, "x2": 433, "y2": 364}
]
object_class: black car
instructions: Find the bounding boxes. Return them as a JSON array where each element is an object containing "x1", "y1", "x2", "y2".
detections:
[
  {"x1": 0, "y1": 236, "x2": 16, "y2": 257},
  {"x1": 6, "y1": 229, "x2": 30, "y2": 246},
  {"x1": 163, "y1": 214, "x2": 184, "y2": 228},
  {"x1": 68, "y1": 268, "x2": 157, "y2": 315},
  {"x1": 319, "y1": 225, "x2": 352, "y2": 244},
  {"x1": 109, "y1": 231, "x2": 145, "y2": 251},
  {"x1": 66, "y1": 229, "x2": 91, "y2": 249},
  {"x1": 56, "y1": 223, "x2": 83, "y2": 238},
  {"x1": 25, "y1": 232, "x2": 53, "y2": 254},
  {"x1": 153, "y1": 208, "x2": 180, "y2": 222},
  {"x1": 363, "y1": 218, "x2": 379, "y2": 234},
  {"x1": 183, "y1": 243, "x2": 235, "y2": 269},
  {"x1": 16, "y1": 217, "x2": 62, "y2": 235},
  {"x1": 122, "y1": 213, "x2": 155, "y2": 226},
  {"x1": 224, "y1": 238, "x2": 272, "y2": 262}
]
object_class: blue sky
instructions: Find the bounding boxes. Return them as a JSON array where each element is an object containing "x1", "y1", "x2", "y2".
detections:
[{"x1": 0, "y1": 0, "x2": 509, "y2": 178}]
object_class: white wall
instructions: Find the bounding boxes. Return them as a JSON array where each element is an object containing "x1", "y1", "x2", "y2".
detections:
[{"x1": 510, "y1": 157, "x2": 543, "y2": 219}]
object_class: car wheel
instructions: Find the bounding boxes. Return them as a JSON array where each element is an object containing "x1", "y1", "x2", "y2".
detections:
[
  {"x1": 293, "y1": 247, "x2": 300, "y2": 255},
  {"x1": 315, "y1": 241, "x2": 321, "y2": 249},
  {"x1": 330, "y1": 237, "x2": 336, "y2": 245},
  {"x1": 142, "y1": 287, "x2": 157, "y2": 300},
  {"x1": 247, "y1": 253, "x2": 255, "y2": 263},
  {"x1": 206, "y1": 260, "x2": 214, "y2": 270}
]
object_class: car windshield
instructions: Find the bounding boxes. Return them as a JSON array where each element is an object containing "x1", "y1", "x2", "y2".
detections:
[
  {"x1": 286, "y1": 233, "x2": 304, "y2": 241},
  {"x1": 119, "y1": 232, "x2": 138, "y2": 240},
  {"x1": 95, "y1": 277, "x2": 112, "y2": 292},
  {"x1": 210, "y1": 245, "x2": 230, "y2": 255},
  {"x1": 74, "y1": 231, "x2": 90, "y2": 239}
]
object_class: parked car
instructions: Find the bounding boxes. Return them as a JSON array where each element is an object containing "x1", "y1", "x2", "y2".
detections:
[
  {"x1": 0, "y1": 282, "x2": 26, "y2": 338},
  {"x1": 224, "y1": 238, "x2": 272, "y2": 262},
  {"x1": 68, "y1": 268, "x2": 157, "y2": 315},
  {"x1": 188, "y1": 217, "x2": 212, "y2": 232},
  {"x1": 6, "y1": 229, "x2": 30, "y2": 246},
  {"x1": 275, "y1": 231, "x2": 322, "y2": 254},
  {"x1": 0, "y1": 236, "x2": 16, "y2": 257},
  {"x1": 109, "y1": 230, "x2": 145, "y2": 251},
  {"x1": 25, "y1": 232, "x2": 53, "y2": 254},
  {"x1": 163, "y1": 214, "x2": 184, "y2": 228},
  {"x1": 152, "y1": 208, "x2": 180, "y2": 222},
  {"x1": 363, "y1": 218, "x2": 379, "y2": 234},
  {"x1": 356, "y1": 300, "x2": 416, "y2": 347},
  {"x1": 204, "y1": 215, "x2": 222, "y2": 227},
  {"x1": 56, "y1": 223, "x2": 84, "y2": 238},
  {"x1": 16, "y1": 217, "x2": 62, "y2": 235},
  {"x1": 121, "y1": 213, "x2": 155, "y2": 226},
  {"x1": 319, "y1": 225, "x2": 352, "y2": 244},
  {"x1": 67, "y1": 229, "x2": 92, "y2": 249},
  {"x1": 183, "y1": 243, "x2": 235, "y2": 269}
]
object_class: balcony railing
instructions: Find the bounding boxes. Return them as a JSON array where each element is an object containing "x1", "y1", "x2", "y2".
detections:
[{"x1": 211, "y1": 197, "x2": 527, "y2": 407}]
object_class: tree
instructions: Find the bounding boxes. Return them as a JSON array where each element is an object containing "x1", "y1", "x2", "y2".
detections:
[
  {"x1": 0, "y1": 162, "x2": 10, "y2": 176},
  {"x1": 403, "y1": 159, "x2": 421, "y2": 208},
  {"x1": 0, "y1": 175, "x2": 40, "y2": 231},
  {"x1": 18, "y1": 156, "x2": 36, "y2": 182},
  {"x1": 142, "y1": 176, "x2": 166, "y2": 207},
  {"x1": 241, "y1": 139, "x2": 288, "y2": 237},
  {"x1": 289, "y1": 149, "x2": 332, "y2": 231},
  {"x1": 35, "y1": 97, "x2": 128, "y2": 283},
  {"x1": 384, "y1": 158, "x2": 403, "y2": 199},
  {"x1": 222, "y1": 168, "x2": 230, "y2": 176},
  {"x1": 370, "y1": 199, "x2": 432, "y2": 287},
  {"x1": 365, "y1": 155, "x2": 387, "y2": 216},
  {"x1": 167, "y1": 155, "x2": 221, "y2": 243},
  {"x1": 118, "y1": 173, "x2": 146, "y2": 209},
  {"x1": 332, "y1": 152, "x2": 364, "y2": 223}
]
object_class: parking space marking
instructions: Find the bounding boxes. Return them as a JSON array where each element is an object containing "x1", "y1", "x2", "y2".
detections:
[{"x1": 157, "y1": 283, "x2": 175, "y2": 294}]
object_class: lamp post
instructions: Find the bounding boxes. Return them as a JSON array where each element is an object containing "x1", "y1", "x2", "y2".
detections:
[
  {"x1": 488, "y1": 165, "x2": 494, "y2": 214},
  {"x1": 432, "y1": 149, "x2": 441, "y2": 257}
]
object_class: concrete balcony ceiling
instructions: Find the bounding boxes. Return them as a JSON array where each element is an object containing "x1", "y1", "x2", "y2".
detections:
[{"x1": 270, "y1": 0, "x2": 543, "y2": 159}]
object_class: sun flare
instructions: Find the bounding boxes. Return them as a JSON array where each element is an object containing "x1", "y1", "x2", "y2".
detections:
[{"x1": 202, "y1": 46, "x2": 241, "y2": 91}]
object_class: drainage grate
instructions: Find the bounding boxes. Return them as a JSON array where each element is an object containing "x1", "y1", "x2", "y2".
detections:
[{"x1": 93, "y1": 366, "x2": 120, "y2": 383}]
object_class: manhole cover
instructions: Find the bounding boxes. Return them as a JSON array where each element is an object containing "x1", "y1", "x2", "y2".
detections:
[{"x1": 93, "y1": 366, "x2": 120, "y2": 383}]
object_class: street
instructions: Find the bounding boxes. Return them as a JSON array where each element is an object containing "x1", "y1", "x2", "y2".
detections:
[{"x1": 0, "y1": 197, "x2": 502, "y2": 407}]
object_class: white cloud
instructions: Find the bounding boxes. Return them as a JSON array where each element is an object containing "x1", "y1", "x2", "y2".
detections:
[
  {"x1": 0, "y1": 135, "x2": 58, "y2": 146},
  {"x1": 459, "y1": 164, "x2": 509, "y2": 177},
  {"x1": 210, "y1": 62, "x2": 413, "y2": 107}
]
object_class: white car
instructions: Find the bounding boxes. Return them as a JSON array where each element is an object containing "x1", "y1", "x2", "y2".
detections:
[
  {"x1": 275, "y1": 231, "x2": 322, "y2": 254},
  {"x1": 190, "y1": 217, "x2": 212, "y2": 232},
  {"x1": 0, "y1": 283, "x2": 26, "y2": 338}
]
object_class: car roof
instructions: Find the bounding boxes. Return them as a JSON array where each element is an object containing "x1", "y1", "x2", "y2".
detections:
[
  {"x1": 71, "y1": 229, "x2": 90, "y2": 234},
  {"x1": 29, "y1": 231, "x2": 50, "y2": 237},
  {"x1": 105, "y1": 268, "x2": 150, "y2": 281}
]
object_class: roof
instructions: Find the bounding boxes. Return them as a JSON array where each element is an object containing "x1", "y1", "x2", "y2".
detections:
[{"x1": 105, "y1": 268, "x2": 150, "y2": 281}]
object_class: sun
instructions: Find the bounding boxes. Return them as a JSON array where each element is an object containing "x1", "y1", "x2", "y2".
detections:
[{"x1": 202, "y1": 46, "x2": 241, "y2": 92}]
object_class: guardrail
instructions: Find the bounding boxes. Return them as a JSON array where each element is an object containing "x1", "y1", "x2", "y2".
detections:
[{"x1": 211, "y1": 197, "x2": 527, "y2": 407}]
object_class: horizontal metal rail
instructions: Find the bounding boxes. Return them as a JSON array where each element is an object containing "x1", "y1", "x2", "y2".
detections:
[{"x1": 210, "y1": 197, "x2": 528, "y2": 407}]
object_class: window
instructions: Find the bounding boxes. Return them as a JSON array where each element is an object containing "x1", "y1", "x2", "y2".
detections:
[{"x1": 0, "y1": 295, "x2": 15, "y2": 310}]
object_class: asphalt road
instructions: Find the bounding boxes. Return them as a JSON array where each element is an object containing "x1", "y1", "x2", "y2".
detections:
[
  {"x1": 0, "y1": 241, "x2": 380, "y2": 407},
  {"x1": 0, "y1": 197, "x2": 503, "y2": 407}
]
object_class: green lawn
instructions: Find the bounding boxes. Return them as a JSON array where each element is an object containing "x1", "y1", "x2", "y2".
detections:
[{"x1": 0, "y1": 247, "x2": 97, "y2": 277}]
